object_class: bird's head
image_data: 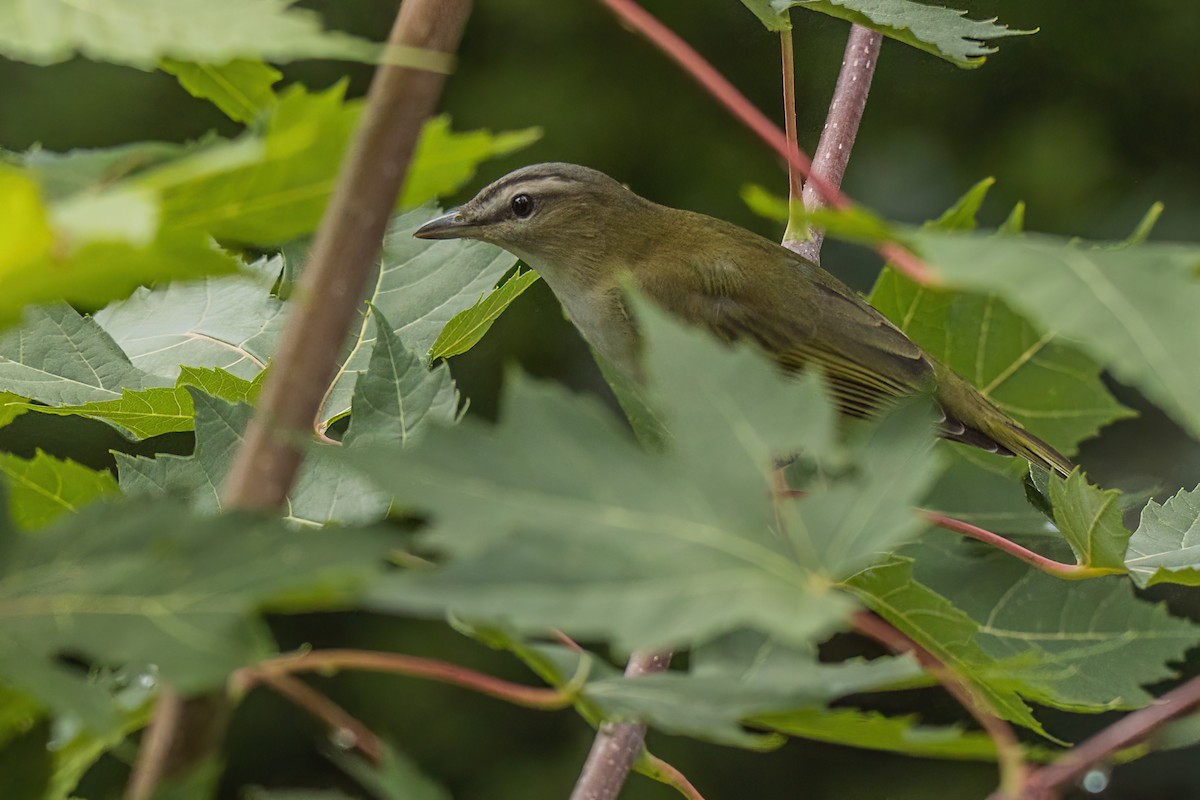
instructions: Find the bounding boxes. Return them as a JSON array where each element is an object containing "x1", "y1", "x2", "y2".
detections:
[{"x1": 413, "y1": 163, "x2": 645, "y2": 267}]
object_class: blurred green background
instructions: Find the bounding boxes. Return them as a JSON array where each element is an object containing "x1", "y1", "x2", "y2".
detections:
[{"x1": 4, "y1": 1, "x2": 1199, "y2": 797}]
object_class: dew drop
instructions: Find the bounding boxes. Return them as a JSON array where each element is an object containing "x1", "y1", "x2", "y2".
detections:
[
  {"x1": 1082, "y1": 768, "x2": 1110, "y2": 794},
  {"x1": 330, "y1": 727, "x2": 358, "y2": 750}
]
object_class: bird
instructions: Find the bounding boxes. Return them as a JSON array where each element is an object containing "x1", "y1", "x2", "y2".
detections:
[{"x1": 414, "y1": 162, "x2": 1072, "y2": 477}]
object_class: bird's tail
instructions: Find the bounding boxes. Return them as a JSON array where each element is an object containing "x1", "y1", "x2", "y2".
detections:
[{"x1": 935, "y1": 365, "x2": 1074, "y2": 478}]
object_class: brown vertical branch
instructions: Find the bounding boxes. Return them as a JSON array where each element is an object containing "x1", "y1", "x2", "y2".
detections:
[
  {"x1": 568, "y1": 650, "x2": 672, "y2": 800},
  {"x1": 789, "y1": 24, "x2": 882, "y2": 265},
  {"x1": 124, "y1": 3, "x2": 473, "y2": 798}
]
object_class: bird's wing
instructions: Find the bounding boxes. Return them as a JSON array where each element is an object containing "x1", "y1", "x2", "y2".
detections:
[{"x1": 640, "y1": 252, "x2": 935, "y2": 416}]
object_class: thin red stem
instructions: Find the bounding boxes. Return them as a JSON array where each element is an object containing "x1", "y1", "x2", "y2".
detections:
[
  {"x1": 643, "y1": 753, "x2": 708, "y2": 800},
  {"x1": 250, "y1": 649, "x2": 577, "y2": 710},
  {"x1": 251, "y1": 672, "x2": 384, "y2": 763},
  {"x1": 593, "y1": 0, "x2": 936, "y2": 284},
  {"x1": 924, "y1": 512, "x2": 1118, "y2": 580}
]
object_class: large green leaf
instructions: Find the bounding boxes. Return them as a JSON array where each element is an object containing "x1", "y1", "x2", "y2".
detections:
[
  {"x1": 0, "y1": 304, "x2": 171, "y2": 405},
  {"x1": 917, "y1": 232, "x2": 1200, "y2": 442},
  {"x1": 93, "y1": 258, "x2": 286, "y2": 380},
  {"x1": 0, "y1": 0, "x2": 382, "y2": 68},
  {"x1": 741, "y1": 0, "x2": 1033, "y2": 67},
  {"x1": 1126, "y1": 486, "x2": 1200, "y2": 588},
  {"x1": 356, "y1": 308, "x2": 940, "y2": 653},
  {"x1": 0, "y1": 495, "x2": 391, "y2": 728},
  {"x1": 908, "y1": 538, "x2": 1200, "y2": 712}
]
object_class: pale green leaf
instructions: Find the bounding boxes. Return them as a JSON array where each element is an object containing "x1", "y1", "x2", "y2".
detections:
[
  {"x1": 1126, "y1": 485, "x2": 1200, "y2": 588},
  {"x1": 429, "y1": 269, "x2": 541, "y2": 361},
  {"x1": 22, "y1": 367, "x2": 259, "y2": 440},
  {"x1": 0, "y1": 304, "x2": 170, "y2": 405},
  {"x1": 0, "y1": 452, "x2": 118, "y2": 531},
  {"x1": 1048, "y1": 471, "x2": 1130, "y2": 571},
  {"x1": 161, "y1": 58, "x2": 282, "y2": 123},
  {"x1": 0, "y1": 0, "x2": 380, "y2": 68},
  {"x1": 93, "y1": 257, "x2": 286, "y2": 380},
  {"x1": 0, "y1": 392, "x2": 27, "y2": 429}
]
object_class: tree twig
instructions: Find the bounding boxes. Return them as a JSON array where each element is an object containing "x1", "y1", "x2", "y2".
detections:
[
  {"x1": 569, "y1": 650, "x2": 673, "y2": 800},
  {"x1": 791, "y1": 24, "x2": 882, "y2": 264},
  {"x1": 125, "y1": 2, "x2": 474, "y2": 796},
  {"x1": 1020, "y1": 673, "x2": 1200, "y2": 800},
  {"x1": 242, "y1": 648, "x2": 582, "y2": 710},
  {"x1": 923, "y1": 512, "x2": 1121, "y2": 580},
  {"x1": 852, "y1": 611, "x2": 1027, "y2": 798},
  {"x1": 248, "y1": 672, "x2": 384, "y2": 763},
  {"x1": 593, "y1": 0, "x2": 935, "y2": 284}
]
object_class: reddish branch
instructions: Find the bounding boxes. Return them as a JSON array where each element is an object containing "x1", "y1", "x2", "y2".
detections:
[
  {"x1": 1020, "y1": 674, "x2": 1200, "y2": 799},
  {"x1": 248, "y1": 672, "x2": 385, "y2": 763},
  {"x1": 126, "y1": 2, "x2": 474, "y2": 798},
  {"x1": 852, "y1": 611, "x2": 1027, "y2": 797},
  {"x1": 245, "y1": 649, "x2": 581, "y2": 710},
  {"x1": 569, "y1": 650, "x2": 673, "y2": 800},
  {"x1": 594, "y1": 0, "x2": 935, "y2": 284}
]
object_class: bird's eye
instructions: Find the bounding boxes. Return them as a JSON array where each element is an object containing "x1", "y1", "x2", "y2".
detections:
[{"x1": 511, "y1": 193, "x2": 534, "y2": 219}]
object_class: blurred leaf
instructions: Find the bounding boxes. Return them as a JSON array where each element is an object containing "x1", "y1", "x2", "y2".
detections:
[
  {"x1": 399, "y1": 121, "x2": 542, "y2": 209},
  {"x1": 917, "y1": 233, "x2": 1200, "y2": 442},
  {"x1": 318, "y1": 207, "x2": 518, "y2": 430},
  {"x1": 0, "y1": 719, "x2": 51, "y2": 800},
  {"x1": 94, "y1": 258, "x2": 286, "y2": 380},
  {"x1": 343, "y1": 308, "x2": 458, "y2": 448},
  {"x1": 0, "y1": 304, "x2": 170, "y2": 405},
  {"x1": 429, "y1": 269, "x2": 541, "y2": 361},
  {"x1": 755, "y1": 707, "x2": 1008, "y2": 760},
  {"x1": 356, "y1": 307, "x2": 939, "y2": 653},
  {"x1": 0, "y1": 684, "x2": 38, "y2": 749},
  {"x1": 117, "y1": 390, "x2": 389, "y2": 526},
  {"x1": 149, "y1": 83, "x2": 539, "y2": 246},
  {"x1": 23, "y1": 366, "x2": 259, "y2": 440},
  {"x1": 0, "y1": 392, "x2": 27, "y2": 429},
  {"x1": 9, "y1": 141, "x2": 197, "y2": 201},
  {"x1": 0, "y1": 166, "x2": 242, "y2": 328},
  {"x1": 0, "y1": 0, "x2": 382, "y2": 68},
  {"x1": 327, "y1": 740, "x2": 451, "y2": 800},
  {"x1": 908, "y1": 538, "x2": 1200, "y2": 712},
  {"x1": 742, "y1": 0, "x2": 1033, "y2": 67},
  {"x1": 0, "y1": 451, "x2": 118, "y2": 531},
  {"x1": 1126, "y1": 485, "x2": 1200, "y2": 588},
  {"x1": 0, "y1": 496, "x2": 391, "y2": 728},
  {"x1": 1048, "y1": 471, "x2": 1130, "y2": 571},
  {"x1": 161, "y1": 58, "x2": 282, "y2": 123}
]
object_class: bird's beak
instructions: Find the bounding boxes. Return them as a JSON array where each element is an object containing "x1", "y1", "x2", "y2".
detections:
[{"x1": 413, "y1": 208, "x2": 475, "y2": 240}]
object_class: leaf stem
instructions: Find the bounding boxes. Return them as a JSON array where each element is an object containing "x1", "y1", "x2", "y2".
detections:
[
  {"x1": 245, "y1": 648, "x2": 584, "y2": 711},
  {"x1": 852, "y1": 611, "x2": 1027, "y2": 798},
  {"x1": 779, "y1": 28, "x2": 804, "y2": 246},
  {"x1": 592, "y1": 0, "x2": 936, "y2": 284},
  {"x1": 568, "y1": 649, "x2": 674, "y2": 800},
  {"x1": 924, "y1": 511, "x2": 1120, "y2": 580},
  {"x1": 640, "y1": 752, "x2": 708, "y2": 800},
  {"x1": 1019, "y1": 673, "x2": 1200, "y2": 799},
  {"x1": 248, "y1": 672, "x2": 384, "y2": 763}
]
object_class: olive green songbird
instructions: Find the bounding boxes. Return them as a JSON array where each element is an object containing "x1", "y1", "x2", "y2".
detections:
[{"x1": 414, "y1": 163, "x2": 1072, "y2": 476}]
